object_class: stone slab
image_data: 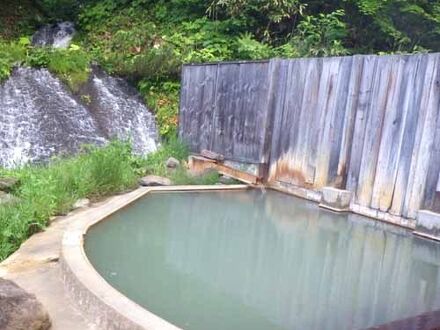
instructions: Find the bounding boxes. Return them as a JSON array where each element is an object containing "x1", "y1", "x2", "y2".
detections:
[
  {"x1": 319, "y1": 187, "x2": 352, "y2": 212},
  {"x1": 414, "y1": 210, "x2": 440, "y2": 241}
]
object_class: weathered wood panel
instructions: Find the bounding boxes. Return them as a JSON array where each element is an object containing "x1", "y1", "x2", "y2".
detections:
[
  {"x1": 179, "y1": 53, "x2": 440, "y2": 219},
  {"x1": 179, "y1": 61, "x2": 274, "y2": 163},
  {"x1": 268, "y1": 56, "x2": 358, "y2": 189}
]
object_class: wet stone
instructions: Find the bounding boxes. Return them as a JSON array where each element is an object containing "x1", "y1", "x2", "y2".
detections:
[
  {"x1": 0, "y1": 278, "x2": 51, "y2": 330},
  {"x1": 415, "y1": 210, "x2": 440, "y2": 240},
  {"x1": 319, "y1": 187, "x2": 352, "y2": 212},
  {"x1": 139, "y1": 175, "x2": 172, "y2": 186},
  {"x1": 166, "y1": 157, "x2": 180, "y2": 169},
  {"x1": 31, "y1": 21, "x2": 76, "y2": 49},
  {"x1": 219, "y1": 175, "x2": 235, "y2": 184},
  {"x1": 73, "y1": 198, "x2": 91, "y2": 210}
]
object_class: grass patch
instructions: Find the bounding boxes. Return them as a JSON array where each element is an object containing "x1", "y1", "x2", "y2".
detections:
[
  {"x1": 140, "y1": 137, "x2": 220, "y2": 184},
  {"x1": 141, "y1": 137, "x2": 189, "y2": 177},
  {"x1": 0, "y1": 141, "x2": 138, "y2": 260},
  {"x1": 0, "y1": 139, "x2": 223, "y2": 261}
]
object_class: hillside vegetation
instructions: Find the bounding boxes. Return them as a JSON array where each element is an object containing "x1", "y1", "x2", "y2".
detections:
[{"x1": 1, "y1": 0, "x2": 440, "y2": 139}]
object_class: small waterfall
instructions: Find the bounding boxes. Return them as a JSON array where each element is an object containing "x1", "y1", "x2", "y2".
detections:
[
  {"x1": 31, "y1": 22, "x2": 76, "y2": 48},
  {"x1": 82, "y1": 66, "x2": 158, "y2": 155},
  {"x1": 0, "y1": 67, "x2": 106, "y2": 167},
  {"x1": 0, "y1": 67, "x2": 158, "y2": 168}
]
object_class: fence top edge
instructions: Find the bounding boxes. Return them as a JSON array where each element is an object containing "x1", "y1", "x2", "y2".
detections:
[{"x1": 182, "y1": 52, "x2": 440, "y2": 67}]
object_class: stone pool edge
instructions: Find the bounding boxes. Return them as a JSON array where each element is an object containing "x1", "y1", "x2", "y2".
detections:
[{"x1": 60, "y1": 184, "x2": 249, "y2": 330}]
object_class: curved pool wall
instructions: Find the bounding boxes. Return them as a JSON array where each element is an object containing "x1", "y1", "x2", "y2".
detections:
[
  {"x1": 84, "y1": 189, "x2": 440, "y2": 330},
  {"x1": 61, "y1": 185, "x2": 248, "y2": 330}
]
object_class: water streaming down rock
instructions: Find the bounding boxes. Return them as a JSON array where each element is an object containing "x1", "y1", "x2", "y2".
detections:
[
  {"x1": 31, "y1": 22, "x2": 76, "y2": 48},
  {"x1": 0, "y1": 67, "x2": 158, "y2": 168},
  {"x1": 80, "y1": 66, "x2": 158, "y2": 155},
  {"x1": 0, "y1": 67, "x2": 106, "y2": 167}
]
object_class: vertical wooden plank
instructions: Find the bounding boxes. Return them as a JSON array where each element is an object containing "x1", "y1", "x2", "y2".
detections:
[
  {"x1": 315, "y1": 56, "x2": 353, "y2": 188},
  {"x1": 198, "y1": 65, "x2": 219, "y2": 152},
  {"x1": 294, "y1": 58, "x2": 322, "y2": 186},
  {"x1": 370, "y1": 55, "x2": 406, "y2": 211},
  {"x1": 403, "y1": 54, "x2": 440, "y2": 218},
  {"x1": 355, "y1": 55, "x2": 396, "y2": 207},
  {"x1": 347, "y1": 55, "x2": 378, "y2": 199},
  {"x1": 178, "y1": 65, "x2": 189, "y2": 142},
  {"x1": 268, "y1": 59, "x2": 289, "y2": 169},
  {"x1": 389, "y1": 55, "x2": 427, "y2": 216},
  {"x1": 261, "y1": 59, "x2": 281, "y2": 164},
  {"x1": 268, "y1": 59, "x2": 290, "y2": 180},
  {"x1": 336, "y1": 55, "x2": 364, "y2": 188},
  {"x1": 268, "y1": 58, "x2": 310, "y2": 184},
  {"x1": 422, "y1": 115, "x2": 440, "y2": 210},
  {"x1": 212, "y1": 63, "x2": 239, "y2": 157},
  {"x1": 312, "y1": 57, "x2": 338, "y2": 187}
]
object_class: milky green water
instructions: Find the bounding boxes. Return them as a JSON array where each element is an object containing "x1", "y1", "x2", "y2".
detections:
[{"x1": 85, "y1": 190, "x2": 440, "y2": 330}]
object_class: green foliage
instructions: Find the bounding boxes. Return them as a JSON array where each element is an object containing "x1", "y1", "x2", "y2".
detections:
[
  {"x1": 235, "y1": 33, "x2": 273, "y2": 60},
  {"x1": 141, "y1": 137, "x2": 189, "y2": 177},
  {"x1": 0, "y1": 138, "x2": 221, "y2": 260},
  {"x1": 140, "y1": 137, "x2": 220, "y2": 185},
  {"x1": 3, "y1": 0, "x2": 439, "y2": 150},
  {"x1": 0, "y1": 39, "x2": 90, "y2": 90},
  {"x1": 291, "y1": 10, "x2": 349, "y2": 57},
  {"x1": 35, "y1": 0, "x2": 84, "y2": 21},
  {"x1": 0, "y1": 0, "x2": 45, "y2": 40},
  {"x1": 44, "y1": 45, "x2": 90, "y2": 91},
  {"x1": 0, "y1": 41, "x2": 27, "y2": 81},
  {"x1": 208, "y1": 0, "x2": 305, "y2": 41},
  {"x1": 0, "y1": 140, "x2": 138, "y2": 260},
  {"x1": 138, "y1": 80, "x2": 180, "y2": 139}
]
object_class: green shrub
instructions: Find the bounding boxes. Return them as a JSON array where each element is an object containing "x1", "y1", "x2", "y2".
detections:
[
  {"x1": 170, "y1": 169, "x2": 220, "y2": 185},
  {"x1": 0, "y1": 40, "x2": 90, "y2": 90},
  {"x1": 139, "y1": 80, "x2": 180, "y2": 139},
  {"x1": 27, "y1": 44, "x2": 90, "y2": 91},
  {"x1": 141, "y1": 137, "x2": 189, "y2": 177},
  {"x1": 235, "y1": 33, "x2": 273, "y2": 60},
  {"x1": 291, "y1": 10, "x2": 349, "y2": 57},
  {"x1": 0, "y1": 40, "x2": 27, "y2": 81}
]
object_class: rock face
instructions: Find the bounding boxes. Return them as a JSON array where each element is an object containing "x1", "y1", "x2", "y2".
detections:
[
  {"x1": 32, "y1": 21, "x2": 75, "y2": 48},
  {"x1": 0, "y1": 278, "x2": 51, "y2": 330},
  {"x1": 139, "y1": 175, "x2": 172, "y2": 186},
  {"x1": 79, "y1": 66, "x2": 158, "y2": 155},
  {"x1": 0, "y1": 66, "x2": 158, "y2": 168}
]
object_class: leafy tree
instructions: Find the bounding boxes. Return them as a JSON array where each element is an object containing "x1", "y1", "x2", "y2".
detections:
[
  {"x1": 207, "y1": 0, "x2": 305, "y2": 42},
  {"x1": 291, "y1": 9, "x2": 349, "y2": 57}
]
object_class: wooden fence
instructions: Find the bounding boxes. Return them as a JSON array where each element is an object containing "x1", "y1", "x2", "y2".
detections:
[{"x1": 179, "y1": 54, "x2": 440, "y2": 221}]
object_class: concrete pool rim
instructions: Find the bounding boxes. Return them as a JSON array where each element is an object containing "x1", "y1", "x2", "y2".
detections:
[
  {"x1": 60, "y1": 184, "x2": 440, "y2": 330},
  {"x1": 60, "y1": 184, "x2": 249, "y2": 330}
]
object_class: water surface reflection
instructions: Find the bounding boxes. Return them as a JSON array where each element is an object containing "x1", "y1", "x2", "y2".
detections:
[{"x1": 85, "y1": 190, "x2": 440, "y2": 330}]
